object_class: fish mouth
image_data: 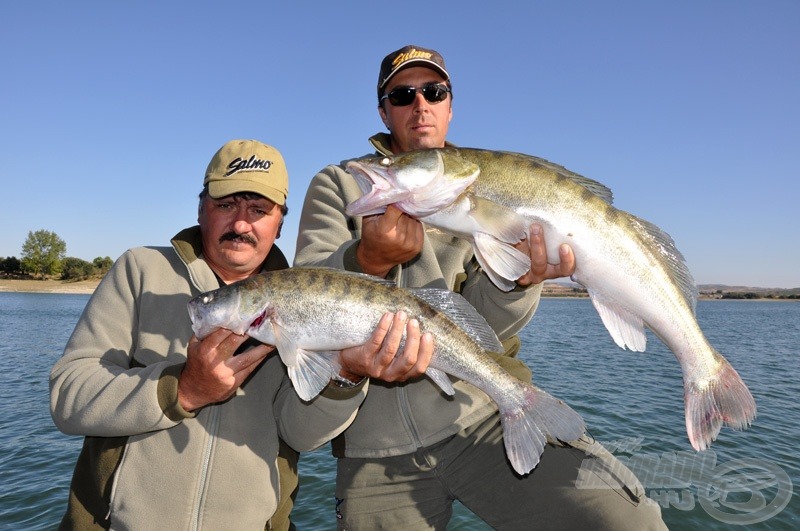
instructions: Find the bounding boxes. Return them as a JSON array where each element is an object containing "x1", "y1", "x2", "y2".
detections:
[
  {"x1": 345, "y1": 160, "x2": 412, "y2": 216},
  {"x1": 187, "y1": 294, "x2": 215, "y2": 339}
]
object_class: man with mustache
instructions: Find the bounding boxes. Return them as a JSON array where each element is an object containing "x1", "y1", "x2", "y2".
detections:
[{"x1": 50, "y1": 139, "x2": 431, "y2": 529}]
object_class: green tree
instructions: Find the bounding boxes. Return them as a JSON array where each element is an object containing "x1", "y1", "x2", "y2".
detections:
[
  {"x1": 21, "y1": 229, "x2": 67, "y2": 278},
  {"x1": 93, "y1": 256, "x2": 114, "y2": 274},
  {"x1": 61, "y1": 257, "x2": 95, "y2": 281}
]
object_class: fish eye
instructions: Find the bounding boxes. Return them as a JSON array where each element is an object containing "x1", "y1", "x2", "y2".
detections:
[
  {"x1": 380, "y1": 157, "x2": 391, "y2": 167},
  {"x1": 202, "y1": 294, "x2": 212, "y2": 304}
]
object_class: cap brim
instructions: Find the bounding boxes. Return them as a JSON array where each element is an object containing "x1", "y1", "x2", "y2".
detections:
[{"x1": 208, "y1": 180, "x2": 286, "y2": 205}]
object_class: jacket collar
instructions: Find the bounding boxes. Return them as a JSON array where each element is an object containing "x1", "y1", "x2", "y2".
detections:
[{"x1": 368, "y1": 132, "x2": 457, "y2": 158}]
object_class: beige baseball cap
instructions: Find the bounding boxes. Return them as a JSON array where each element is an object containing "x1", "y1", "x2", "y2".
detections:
[{"x1": 203, "y1": 139, "x2": 289, "y2": 205}]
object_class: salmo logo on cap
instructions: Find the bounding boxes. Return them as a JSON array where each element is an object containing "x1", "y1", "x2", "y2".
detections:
[{"x1": 204, "y1": 139, "x2": 289, "y2": 205}]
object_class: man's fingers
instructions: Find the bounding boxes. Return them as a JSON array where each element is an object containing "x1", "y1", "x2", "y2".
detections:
[
  {"x1": 228, "y1": 344, "x2": 273, "y2": 376},
  {"x1": 389, "y1": 318, "x2": 420, "y2": 375},
  {"x1": 197, "y1": 328, "x2": 248, "y2": 359},
  {"x1": 514, "y1": 223, "x2": 577, "y2": 286},
  {"x1": 556, "y1": 243, "x2": 576, "y2": 277},
  {"x1": 381, "y1": 204, "x2": 405, "y2": 225},
  {"x1": 528, "y1": 224, "x2": 548, "y2": 275},
  {"x1": 375, "y1": 311, "x2": 407, "y2": 368},
  {"x1": 368, "y1": 312, "x2": 394, "y2": 350},
  {"x1": 413, "y1": 331, "x2": 434, "y2": 375}
]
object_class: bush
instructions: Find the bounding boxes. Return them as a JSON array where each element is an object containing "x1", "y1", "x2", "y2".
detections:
[
  {"x1": 0, "y1": 256, "x2": 22, "y2": 274},
  {"x1": 93, "y1": 256, "x2": 114, "y2": 274},
  {"x1": 61, "y1": 257, "x2": 96, "y2": 281}
]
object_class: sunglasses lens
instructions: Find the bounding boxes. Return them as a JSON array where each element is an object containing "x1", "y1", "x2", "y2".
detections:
[
  {"x1": 422, "y1": 84, "x2": 448, "y2": 103},
  {"x1": 388, "y1": 87, "x2": 417, "y2": 106},
  {"x1": 386, "y1": 84, "x2": 450, "y2": 106}
]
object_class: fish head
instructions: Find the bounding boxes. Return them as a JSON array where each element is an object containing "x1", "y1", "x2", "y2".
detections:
[
  {"x1": 345, "y1": 149, "x2": 480, "y2": 218},
  {"x1": 187, "y1": 280, "x2": 268, "y2": 339}
]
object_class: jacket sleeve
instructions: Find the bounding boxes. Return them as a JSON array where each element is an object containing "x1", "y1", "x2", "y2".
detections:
[
  {"x1": 50, "y1": 250, "x2": 190, "y2": 437},
  {"x1": 294, "y1": 164, "x2": 363, "y2": 270}
]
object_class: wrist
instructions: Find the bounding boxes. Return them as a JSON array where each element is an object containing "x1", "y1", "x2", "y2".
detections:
[
  {"x1": 355, "y1": 242, "x2": 394, "y2": 278},
  {"x1": 331, "y1": 372, "x2": 366, "y2": 388}
]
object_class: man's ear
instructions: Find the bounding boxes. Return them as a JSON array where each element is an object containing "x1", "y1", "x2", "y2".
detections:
[{"x1": 378, "y1": 105, "x2": 390, "y2": 131}]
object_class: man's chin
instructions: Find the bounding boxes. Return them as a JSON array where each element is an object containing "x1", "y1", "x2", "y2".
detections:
[
  {"x1": 407, "y1": 136, "x2": 443, "y2": 151},
  {"x1": 216, "y1": 247, "x2": 257, "y2": 266}
]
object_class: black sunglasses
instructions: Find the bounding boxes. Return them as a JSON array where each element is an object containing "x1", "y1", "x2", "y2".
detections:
[{"x1": 380, "y1": 83, "x2": 451, "y2": 107}]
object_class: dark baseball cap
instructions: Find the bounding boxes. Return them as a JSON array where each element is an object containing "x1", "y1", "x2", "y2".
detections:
[{"x1": 377, "y1": 45, "x2": 450, "y2": 99}]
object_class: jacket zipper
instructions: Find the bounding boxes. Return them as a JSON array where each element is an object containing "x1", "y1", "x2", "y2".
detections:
[
  {"x1": 191, "y1": 406, "x2": 220, "y2": 531},
  {"x1": 106, "y1": 441, "x2": 128, "y2": 521},
  {"x1": 394, "y1": 266, "x2": 426, "y2": 448}
]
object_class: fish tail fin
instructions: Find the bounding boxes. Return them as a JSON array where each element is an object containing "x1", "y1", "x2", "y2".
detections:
[
  {"x1": 685, "y1": 354, "x2": 757, "y2": 451},
  {"x1": 500, "y1": 385, "x2": 586, "y2": 475}
]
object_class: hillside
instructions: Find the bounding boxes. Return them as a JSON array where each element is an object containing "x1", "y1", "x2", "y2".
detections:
[{"x1": 543, "y1": 281, "x2": 800, "y2": 299}]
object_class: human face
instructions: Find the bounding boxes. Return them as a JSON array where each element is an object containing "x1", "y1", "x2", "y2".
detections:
[
  {"x1": 198, "y1": 194, "x2": 283, "y2": 283},
  {"x1": 379, "y1": 67, "x2": 452, "y2": 154}
]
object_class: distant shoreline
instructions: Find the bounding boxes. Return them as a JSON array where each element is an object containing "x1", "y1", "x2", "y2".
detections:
[
  {"x1": 0, "y1": 278, "x2": 591, "y2": 297},
  {"x1": 0, "y1": 278, "x2": 99, "y2": 294},
  {"x1": 0, "y1": 278, "x2": 795, "y2": 300}
]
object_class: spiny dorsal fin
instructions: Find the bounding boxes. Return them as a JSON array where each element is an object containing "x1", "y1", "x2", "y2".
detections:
[{"x1": 498, "y1": 149, "x2": 615, "y2": 205}]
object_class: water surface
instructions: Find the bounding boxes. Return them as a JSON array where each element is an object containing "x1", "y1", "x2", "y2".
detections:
[{"x1": 1, "y1": 294, "x2": 796, "y2": 529}]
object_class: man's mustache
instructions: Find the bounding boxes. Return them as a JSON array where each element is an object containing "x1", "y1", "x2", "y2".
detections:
[{"x1": 219, "y1": 232, "x2": 257, "y2": 246}]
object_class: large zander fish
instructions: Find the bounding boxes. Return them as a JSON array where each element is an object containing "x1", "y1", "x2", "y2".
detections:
[
  {"x1": 188, "y1": 267, "x2": 585, "y2": 475},
  {"x1": 345, "y1": 147, "x2": 757, "y2": 452}
]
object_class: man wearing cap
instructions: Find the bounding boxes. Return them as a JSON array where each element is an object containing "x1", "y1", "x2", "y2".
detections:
[
  {"x1": 294, "y1": 46, "x2": 667, "y2": 529},
  {"x1": 50, "y1": 139, "x2": 430, "y2": 530}
]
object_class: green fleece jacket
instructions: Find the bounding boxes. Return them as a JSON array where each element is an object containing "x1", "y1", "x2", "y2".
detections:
[
  {"x1": 294, "y1": 134, "x2": 541, "y2": 458},
  {"x1": 50, "y1": 226, "x2": 367, "y2": 530}
]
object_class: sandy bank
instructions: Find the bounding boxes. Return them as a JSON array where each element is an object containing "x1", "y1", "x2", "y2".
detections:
[{"x1": 0, "y1": 278, "x2": 100, "y2": 294}]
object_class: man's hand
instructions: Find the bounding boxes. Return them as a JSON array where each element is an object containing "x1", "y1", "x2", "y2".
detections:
[
  {"x1": 338, "y1": 311, "x2": 433, "y2": 383},
  {"x1": 516, "y1": 223, "x2": 576, "y2": 287},
  {"x1": 356, "y1": 205, "x2": 424, "y2": 278},
  {"x1": 179, "y1": 329, "x2": 273, "y2": 412}
]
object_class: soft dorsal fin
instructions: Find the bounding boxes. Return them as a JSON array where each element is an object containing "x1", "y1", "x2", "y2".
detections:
[
  {"x1": 410, "y1": 288, "x2": 503, "y2": 352},
  {"x1": 627, "y1": 214, "x2": 698, "y2": 311},
  {"x1": 525, "y1": 153, "x2": 615, "y2": 205}
]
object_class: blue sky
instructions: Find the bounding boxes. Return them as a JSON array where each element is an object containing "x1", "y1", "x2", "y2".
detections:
[{"x1": 2, "y1": 1, "x2": 798, "y2": 288}]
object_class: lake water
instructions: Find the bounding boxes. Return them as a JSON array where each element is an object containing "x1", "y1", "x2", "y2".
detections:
[{"x1": 1, "y1": 292, "x2": 797, "y2": 529}]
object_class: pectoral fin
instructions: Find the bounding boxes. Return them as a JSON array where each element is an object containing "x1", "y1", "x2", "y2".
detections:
[
  {"x1": 272, "y1": 322, "x2": 340, "y2": 401},
  {"x1": 473, "y1": 233, "x2": 531, "y2": 292}
]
